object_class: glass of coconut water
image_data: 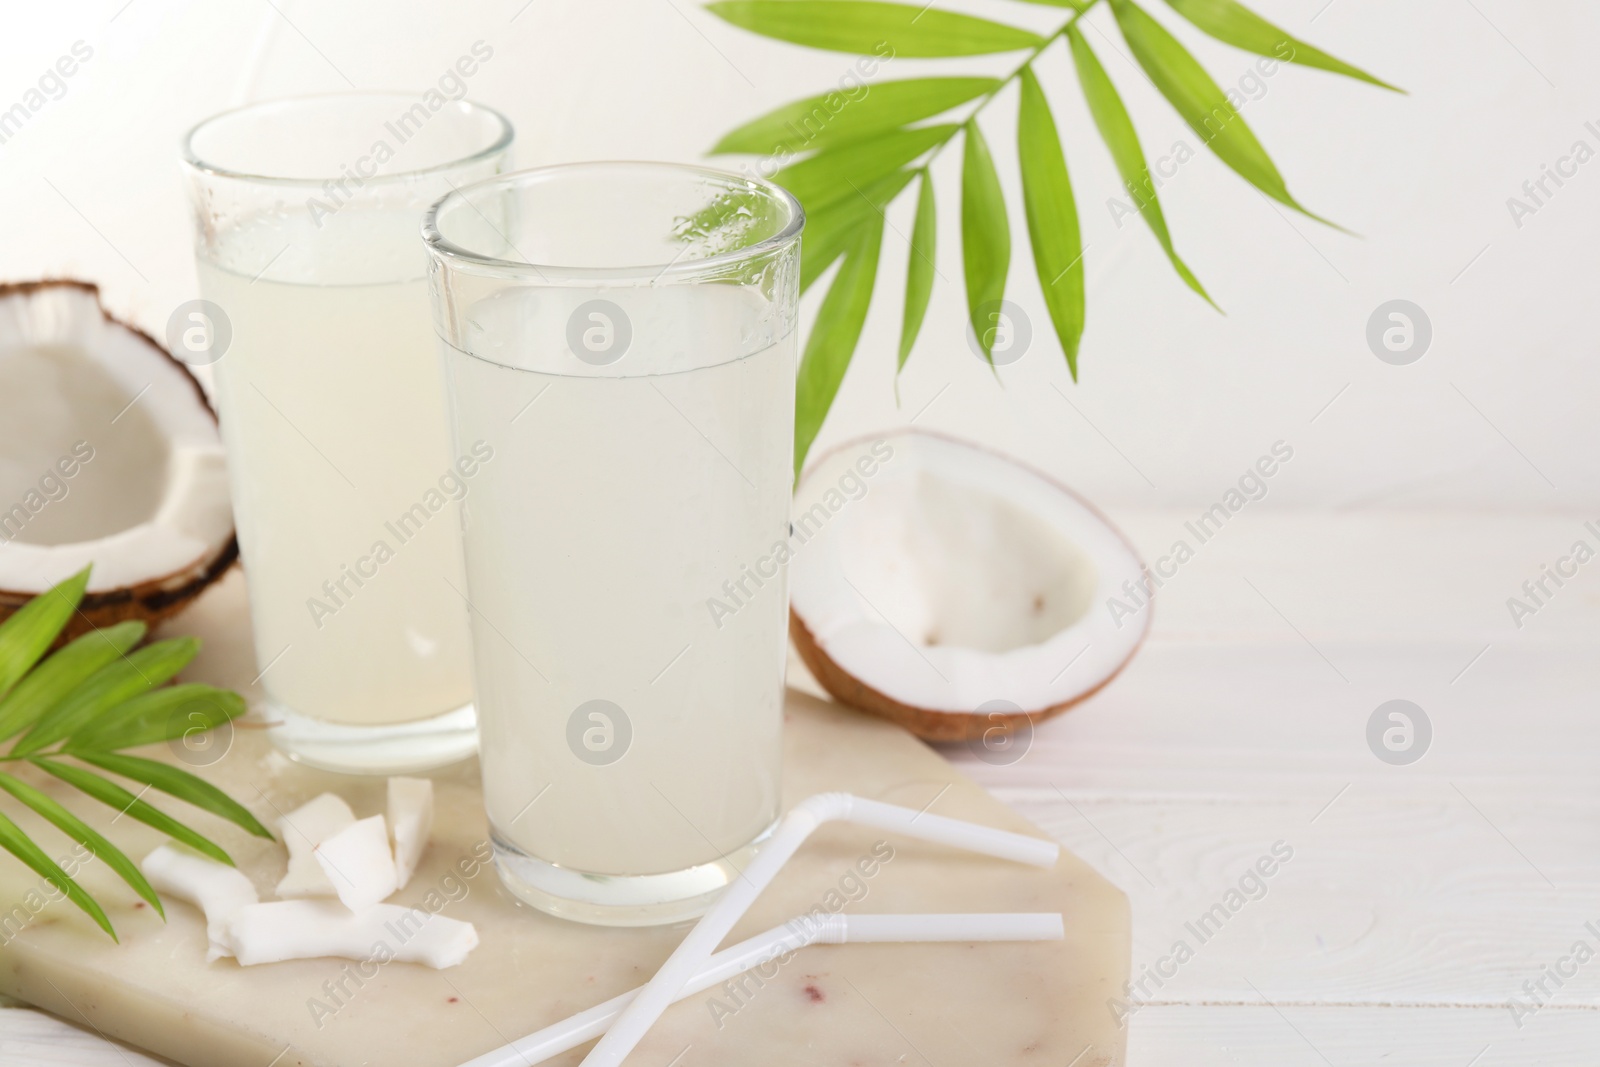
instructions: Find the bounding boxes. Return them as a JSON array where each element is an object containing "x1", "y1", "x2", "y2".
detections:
[
  {"x1": 181, "y1": 93, "x2": 513, "y2": 774},
  {"x1": 423, "y1": 163, "x2": 802, "y2": 924}
]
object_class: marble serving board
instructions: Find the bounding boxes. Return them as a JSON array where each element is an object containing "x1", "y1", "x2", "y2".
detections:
[{"x1": 0, "y1": 574, "x2": 1129, "y2": 1066}]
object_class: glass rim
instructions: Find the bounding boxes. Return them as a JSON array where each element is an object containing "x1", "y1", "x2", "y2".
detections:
[
  {"x1": 179, "y1": 91, "x2": 514, "y2": 187},
  {"x1": 421, "y1": 161, "x2": 806, "y2": 283}
]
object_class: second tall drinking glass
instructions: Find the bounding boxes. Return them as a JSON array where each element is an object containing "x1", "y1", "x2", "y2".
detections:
[
  {"x1": 182, "y1": 93, "x2": 513, "y2": 773},
  {"x1": 423, "y1": 164, "x2": 803, "y2": 925}
]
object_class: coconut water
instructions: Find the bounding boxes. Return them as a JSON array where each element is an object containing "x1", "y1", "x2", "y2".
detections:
[
  {"x1": 198, "y1": 209, "x2": 474, "y2": 730},
  {"x1": 442, "y1": 283, "x2": 794, "y2": 878}
]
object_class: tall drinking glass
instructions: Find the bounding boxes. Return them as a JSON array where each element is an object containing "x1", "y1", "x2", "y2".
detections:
[
  {"x1": 181, "y1": 94, "x2": 513, "y2": 773},
  {"x1": 423, "y1": 163, "x2": 802, "y2": 924}
]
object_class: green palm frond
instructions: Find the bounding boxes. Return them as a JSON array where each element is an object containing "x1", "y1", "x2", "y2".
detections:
[
  {"x1": 0, "y1": 567, "x2": 266, "y2": 939},
  {"x1": 706, "y1": 0, "x2": 1398, "y2": 469}
]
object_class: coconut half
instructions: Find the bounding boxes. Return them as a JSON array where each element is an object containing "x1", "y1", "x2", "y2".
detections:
[
  {"x1": 788, "y1": 431, "x2": 1149, "y2": 742},
  {"x1": 0, "y1": 281, "x2": 235, "y2": 635}
]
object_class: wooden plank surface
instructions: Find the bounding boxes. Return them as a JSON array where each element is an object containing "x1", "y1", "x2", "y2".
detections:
[{"x1": 941, "y1": 511, "x2": 1600, "y2": 1061}]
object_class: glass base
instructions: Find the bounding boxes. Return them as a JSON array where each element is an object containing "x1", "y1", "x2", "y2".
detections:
[
  {"x1": 266, "y1": 700, "x2": 478, "y2": 775},
  {"x1": 490, "y1": 820, "x2": 776, "y2": 927}
]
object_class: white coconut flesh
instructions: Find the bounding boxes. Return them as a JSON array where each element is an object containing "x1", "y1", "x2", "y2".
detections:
[
  {"x1": 140, "y1": 844, "x2": 260, "y2": 963},
  {"x1": 276, "y1": 792, "x2": 356, "y2": 898},
  {"x1": 146, "y1": 783, "x2": 471, "y2": 969},
  {"x1": 227, "y1": 899, "x2": 478, "y2": 969},
  {"x1": 789, "y1": 432, "x2": 1149, "y2": 719},
  {"x1": 314, "y1": 814, "x2": 400, "y2": 911},
  {"x1": 387, "y1": 776, "x2": 434, "y2": 890},
  {"x1": 0, "y1": 282, "x2": 232, "y2": 594}
]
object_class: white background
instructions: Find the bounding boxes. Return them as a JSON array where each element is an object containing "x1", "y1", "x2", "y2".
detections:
[{"x1": 2, "y1": 0, "x2": 1595, "y2": 516}]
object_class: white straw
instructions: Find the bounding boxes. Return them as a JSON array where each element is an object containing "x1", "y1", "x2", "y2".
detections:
[
  {"x1": 459, "y1": 912, "x2": 1062, "y2": 1067},
  {"x1": 578, "y1": 792, "x2": 1059, "y2": 1067}
]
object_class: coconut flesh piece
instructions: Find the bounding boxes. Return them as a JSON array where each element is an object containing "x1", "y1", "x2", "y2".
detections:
[
  {"x1": 788, "y1": 431, "x2": 1150, "y2": 741},
  {"x1": 146, "y1": 785, "x2": 475, "y2": 969},
  {"x1": 275, "y1": 792, "x2": 356, "y2": 898},
  {"x1": 314, "y1": 814, "x2": 399, "y2": 911},
  {"x1": 139, "y1": 844, "x2": 259, "y2": 963},
  {"x1": 387, "y1": 776, "x2": 433, "y2": 889},
  {"x1": 226, "y1": 899, "x2": 479, "y2": 969},
  {"x1": 0, "y1": 281, "x2": 235, "y2": 634}
]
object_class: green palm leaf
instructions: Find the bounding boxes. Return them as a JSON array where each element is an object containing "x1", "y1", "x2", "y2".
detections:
[
  {"x1": 1110, "y1": 0, "x2": 1331, "y2": 223},
  {"x1": 1162, "y1": 0, "x2": 1400, "y2": 90},
  {"x1": 15, "y1": 637, "x2": 200, "y2": 756},
  {"x1": 801, "y1": 169, "x2": 917, "y2": 292},
  {"x1": 0, "y1": 572, "x2": 269, "y2": 938},
  {"x1": 960, "y1": 120, "x2": 1010, "y2": 366},
  {"x1": 1067, "y1": 25, "x2": 1213, "y2": 306},
  {"x1": 0, "y1": 621, "x2": 146, "y2": 743},
  {"x1": 709, "y1": 0, "x2": 1394, "y2": 465},
  {"x1": 68, "y1": 684, "x2": 246, "y2": 753},
  {"x1": 0, "y1": 566, "x2": 89, "y2": 701},
  {"x1": 32, "y1": 758, "x2": 233, "y2": 866},
  {"x1": 706, "y1": 1, "x2": 1045, "y2": 57},
  {"x1": 712, "y1": 77, "x2": 999, "y2": 156},
  {"x1": 796, "y1": 216, "x2": 886, "y2": 476},
  {"x1": 0, "y1": 772, "x2": 163, "y2": 918},
  {"x1": 0, "y1": 807, "x2": 114, "y2": 939},
  {"x1": 773, "y1": 124, "x2": 956, "y2": 214},
  {"x1": 898, "y1": 171, "x2": 938, "y2": 372},
  {"x1": 71, "y1": 751, "x2": 272, "y2": 840},
  {"x1": 1017, "y1": 68, "x2": 1085, "y2": 378}
]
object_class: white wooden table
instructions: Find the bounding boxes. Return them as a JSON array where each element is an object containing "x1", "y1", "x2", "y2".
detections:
[{"x1": 6, "y1": 510, "x2": 1597, "y2": 1064}]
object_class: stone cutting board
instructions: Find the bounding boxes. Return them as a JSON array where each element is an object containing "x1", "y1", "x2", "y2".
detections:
[{"x1": 0, "y1": 574, "x2": 1129, "y2": 1066}]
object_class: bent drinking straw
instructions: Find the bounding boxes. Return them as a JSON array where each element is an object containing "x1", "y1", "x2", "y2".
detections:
[
  {"x1": 579, "y1": 792, "x2": 1061, "y2": 1067},
  {"x1": 460, "y1": 912, "x2": 1064, "y2": 1067}
]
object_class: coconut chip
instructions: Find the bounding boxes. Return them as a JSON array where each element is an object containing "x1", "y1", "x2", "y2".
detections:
[
  {"x1": 314, "y1": 814, "x2": 398, "y2": 911},
  {"x1": 146, "y1": 784, "x2": 477, "y2": 971},
  {"x1": 140, "y1": 844, "x2": 258, "y2": 963},
  {"x1": 387, "y1": 776, "x2": 433, "y2": 890},
  {"x1": 226, "y1": 899, "x2": 478, "y2": 968},
  {"x1": 275, "y1": 792, "x2": 355, "y2": 898}
]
